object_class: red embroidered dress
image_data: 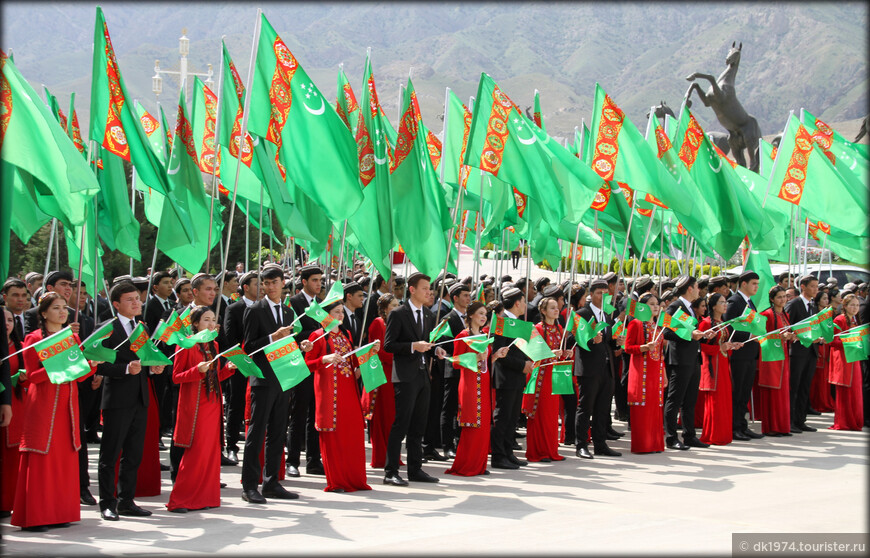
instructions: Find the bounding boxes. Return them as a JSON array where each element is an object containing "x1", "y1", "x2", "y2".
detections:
[
  {"x1": 828, "y1": 314, "x2": 864, "y2": 431},
  {"x1": 446, "y1": 329, "x2": 492, "y2": 476},
  {"x1": 522, "y1": 322, "x2": 565, "y2": 462},
  {"x1": 697, "y1": 317, "x2": 733, "y2": 445},
  {"x1": 757, "y1": 309, "x2": 791, "y2": 435},
  {"x1": 625, "y1": 320, "x2": 665, "y2": 453}
]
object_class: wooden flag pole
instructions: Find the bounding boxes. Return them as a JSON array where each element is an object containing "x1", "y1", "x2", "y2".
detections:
[
  {"x1": 205, "y1": 37, "x2": 225, "y2": 273},
  {"x1": 216, "y1": 8, "x2": 262, "y2": 321},
  {"x1": 570, "y1": 220, "x2": 582, "y2": 287},
  {"x1": 43, "y1": 219, "x2": 57, "y2": 279}
]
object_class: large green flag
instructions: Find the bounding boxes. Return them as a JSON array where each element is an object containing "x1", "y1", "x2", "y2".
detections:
[
  {"x1": 134, "y1": 101, "x2": 169, "y2": 164},
  {"x1": 800, "y1": 109, "x2": 868, "y2": 185},
  {"x1": 345, "y1": 51, "x2": 395, "y2": 280},
  {"x1": 463, "y1": 73, "x2": 599, "y2": 231},
  {"x1": 768, "y1": 114, "x2": 868, "y2": 237},
  {"x1": 672, "y1": 107, "x2": 753, "y2": 259},
  {"x1": 263, "y1": 336, "x2": 310, "y2": 391},
  {"x1": 389, "y1": 78, "x2": 453, "y2": 280},
  {"x1": 64, "y1": 196, "x2": 105, "y2": 298},
  {"x1": 90, "y1": 7, "x2": 171, "y2": 195},
  {"x1": 33, "y1": 326, "x2": 92, "y2": 384},
  {"x1": 335, "y1": 66, "x2": 360, "y2": 135},
  {"x1": 1, "y1": 52, "x2": 100, "y2": 231},
  {"x1": 95, "y1": 147, "x2": 141, "y2": 260},
  {"x1": 248, "y1": 13, "x2": 363, "y2": 222},
  {"x1": 532, "y1": 89, "x2": 546, "y2": 131},
  {"x1": 157, "y1": 88, "x2": 223, "y2": 273}
]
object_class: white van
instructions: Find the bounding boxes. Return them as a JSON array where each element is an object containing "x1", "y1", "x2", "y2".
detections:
[{"x1": 727, "y1": 263, "x2": 869, "y2": 288}]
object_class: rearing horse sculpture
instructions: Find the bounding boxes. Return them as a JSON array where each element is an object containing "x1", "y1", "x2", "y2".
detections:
[{"x1": 685, "y1": 42, "x2": 762, "y2": 172}]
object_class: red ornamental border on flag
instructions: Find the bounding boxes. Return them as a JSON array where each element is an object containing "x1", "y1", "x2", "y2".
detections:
[
  {"x1": 358, "y1": 346, "x2": 376, "y2": 366},
  {"x1": 645, "y1": 192, "x2": 668, "y2": 209},
  {"x1": 159, "y1": 320, "x2": 180, "y2": 343},
  {"x1": 391, "y1": 90, "x2": 421, "y2": 172},
  {"x1": 265, "y1": 37, "x2": 298, "y2": 150},
  {"x1": 266, "y1": 340, "x2": 299, "y2": 362},
  {"x1": 102, "y1": 22, "x2": 131, "y2": 160},
  {"x1": 618, "y1": 182, "x2": 634, "y2": 206},
  {"x1": 71, "y1": 110, "x2": 86, "y2": 155},
  {"x1": 713, "y1": 144, "x2": 738, "y2": 168},
  {"x1": 677, "y1": 114, "x2": 704, "y2": 171},
  {"x1": 777, "y1": 124, "x2": 813, "y2": 205},
  {"x1": 199, "y1": 83, "x2": 219, "y2": 174},
  {"x1": 458, "y1": 104, "x2": 473, "y2": 188},
  {"x1": 139, "y1": 111, "x2": 159, "y2": 137},
  {"x1": 677, "y1": 223, "x2": 688, "y2": 235},
  {"x1": 590, "y1": 185, "x2": 611, "y2": 212},
  {"x1": 493, "y1": 316, "x2": 506, "y2": 337},
  {"x1": 809, "y1": 118, "x2": 837, "y2": 165},
  {"x1": 793, "y1": 325, "x2": 813, "y2": 336},
  {"x1": 1, "y1": 54, "x2": 11, "y2": 144},
  {"x1": 654, "y1": 125, "x2": 672, "y2": 158},
  {"x1": 130, "y1": 331, "x2": 149, "y2": 353},
  {"x1": 355, "y1": 114, "x2": 376, "y2": 187},
  {"x1": 225, "y1": 348, "x2": 245, "y2": 359},
  {"x1": 479, "y1": 84, "x2": 513, "y2": 176},
  {"x1": 37, "y1": 336, "x2": 76, "y2": 361},
  {"x1": 56, "y1": 108, "x2": 69, "y2": 132},
  {"x1": 175, "y1": 101, "x2": 198, "y2": 161},
  {"x1": 513, "y1": 188, "x2": 527, "y2": 218},
  {"x1": 591, "y1": 93, "x2": 624, "y2": 181},
  {"x1": 343, "y1": 82, "x2": 359, "y2": 114},
  {"x1": 426, "y1": 130, "x2": 442, "y2": 169}
]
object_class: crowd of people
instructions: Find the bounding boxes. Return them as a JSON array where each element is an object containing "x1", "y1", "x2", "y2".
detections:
[{"x1": 1, "y1": 261, "x2": 868, "y2": 532}]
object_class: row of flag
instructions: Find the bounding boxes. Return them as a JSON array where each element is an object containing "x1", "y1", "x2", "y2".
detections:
[{"x1": 2, "y1": 8, "x2": 868, "y2": 304}]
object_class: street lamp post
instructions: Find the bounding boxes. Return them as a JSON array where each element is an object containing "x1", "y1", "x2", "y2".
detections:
[{"x1": 151, "y1": 28, "x2": 214, "y2": 103}]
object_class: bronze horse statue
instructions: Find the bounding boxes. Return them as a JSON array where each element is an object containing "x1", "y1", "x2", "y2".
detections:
[
  {"x1": 646, "y1": 100, "x2": 731, "y2": 156},
  {"x1": 685, "y1": 42, "x2": 762, "y2": 172}
]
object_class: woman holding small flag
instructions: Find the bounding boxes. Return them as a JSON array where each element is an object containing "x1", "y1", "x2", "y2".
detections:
[
  {"x1": 809, "y1": 291, "x2": 835, "y2": 414},
  {"x1": 446, "y1": 301, "x2": 509, "y2": 476},
  {"x1": 305, "y1": 300, "x2": 373, "y2": 492},
  {"x1": 523, "y1": 297, "x2": 570, "y2": 462},
  {"x1": 625, "y1": 293, "x2": 667, "y2": 453},
  {"x1": 697, "y1": 293, "x2": 737, "y2": 446},
  {"x1": 757, "y1": 286, "x2": 796, "y2": 436},
  {"x1": 362, "y1": 294, "x2": 399, "y2": 469},
  {"x1": 12, "y1": 292, "x2": 98, "y2": 531},
  {"x1": 828, "y1": 294, "x2": 864, "y2": 431},
  {"x1": 166, "y1": 306, "x2": 236, "y2": 514}
]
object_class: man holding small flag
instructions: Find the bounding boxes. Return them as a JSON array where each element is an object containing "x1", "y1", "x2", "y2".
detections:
[{"x1": 785, "y1": 275, "x2": 821, "y2": 433}]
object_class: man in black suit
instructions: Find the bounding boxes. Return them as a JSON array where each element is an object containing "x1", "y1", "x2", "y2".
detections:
[
  {"x1": 143, "y1": 271, "x2": 174, "y2": 334},
  {"x1": 23, "y1": 270, "x2": 74, "y2": 334},
  {"x1": 601, "y1": 271, "x2": 628, "y2": 432},
  {"x1": 341, "y1": 281, "x2": 365, "y2": 347},
  {"x1": 439, "y1": 283, "x2": 471, "y2": 458},
  {"x1": 419, "y1": 276, "x2": 456, "y2": 462},
  {"x1": 514, "y1": 278, "x2": 538, "y2": 323},
  {"x1": 96, "y1": 282, "x2": 166, "y2": 521},
  {"x1": 573, "y1": 280, "x2": 622, "y2": 458},
  {"x1": 359, "y1": 273, "x2": 394, "y2": 345},
  {"x1": 490, "y1": 287, "x2": 534, "y2": 469},
  {"x1": 286, "y1": 265, "x2": 325, "y2": 477},
  {"x1": 527, "y1": 277, "x2": 550, "y2": 320},
  {"x1": 223, "y1": 271, "x2": 259, "y2": 464},
  {"x1": 383, "y1": 272, "x2": 448, "y2": 485},
  {"x1": 241, "y1": 264, "x2": 312, "y2": 503},
  {"x1": 724, "y1": 270, "x2": 762, "y2": 441},
  {"x1": 860, "y1": 296, "x2": 870, "y2": 427},
  {"x1": 785, "y1": 274, "x2": 821, "y2": 433},
  {"x1": 663, "y1": 276, "x2": 713, "y2": 450},
  {"x1": 2, "y1": 278, "x2": 30, "y2": 341}
]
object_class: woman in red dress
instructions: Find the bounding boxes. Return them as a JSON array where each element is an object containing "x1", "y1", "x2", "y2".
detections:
[
  {"x1": 758, "y1": 286, "x2": 796, "y2": 436},
  {"x1": 523, "y1": 297, "x2": 570, "y2": 462},
  {"x1": 828, "y1": 294, "x2": 864, "y2": 431},
  {"x1": 625, "y1": 293, "x2": 667, "y2": 453},
  {"x1": 306, "y1": 301, "x2": 372, "y2": 492},
  {"x1": 12, "y1": 293, "x2": 97, "y2": 531},
  {"x1": 697, "y1": 293, "x2": 738, "y2": 445},
  {"x1": 167, "y1": 306, "x2": 236, "y2": 513},
  {"x1": 2, "y1": 308, "x2": 26, "y2": 517},
  {"x1": 361, "y1": 294, "x2": 398, "y2": 468},
  {"x1": 446, "y1": 302, "x2": 509, "y2": 476},
  {"x1": 690, "y1": 296, "x2": 708, "y2": 431}
]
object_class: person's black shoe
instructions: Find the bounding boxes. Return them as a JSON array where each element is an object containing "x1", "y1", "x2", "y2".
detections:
[
  {"x1": 763, "y1": 432, "x2": 782, "y2": 437},
  {"x1": 446, "y1": 448, "x2": 457, "y2": 459},
  {"x1": 331, "y1": 488, "x2": 346, "y2": 493},
  {"x1": 383, "y1": 474, "x2": 409, "y2": 486},
  {"x1": 86, "y1": 432, "x2": 101, "y2": 444},
  {"x1": 262, "y1": 485, "x2": 299, "y2": 499},
  {"x1": 49, "y1": 522, "x2": 71, "y2": 528},
  {"x1": 170, "y1": 508, "x2": 189, "y2": 514},
  {"x1": 742, "y1": 428, "x2": 763, "y2": 439},
  {"x1": 157, "y1": 440, "x2": 167, "y2": 451},
  {"x1": 732, "y1": 430, "x2": 750, "y2": 441},
  {"x1": 483, "y1": 470, "x2": 491, "y2": 475},
  {"x1": 562, "y1": 440, "x2": 575, "y2": 446},
  {"x1": 422, "y1": 450, "x2": 448, "y2": 462},
  {"x1": 667, "y1": 439, "x2": 689, "y2": 450},
  {"x1": 790, "y1": 424, "x2": 802, "y2": 434},
  {"x1": 607, "y1": 427, "x2": 625, "y2": 438},
  {"x1": 780, "y1": 431, "x2": 793, "y2": 436},
  {"x1": 606, "y1": 432, "x2": 621, "y2": 441},
  {"x1": 117, "y1": 501, "x2": 151, "y2": 517},
  {"x1": 540, "y1": 457, "x2": 552, "y2": 462},
  {"x1": 575, "y1": 446, "x2": 593, "y2": 459},
  {"x1": 241, "y1": 489, "x2": 267, "y2": 504},
  {"x1": 798, "y1": 423, "x2": 817, "y2": 432},
  {"x1": 80, "y1": 488, "x2": 97, "y2": 506},
  {"x1": 100, "y1": 508, "x2": 119, "y2": 521},
  {"x1": 220, "y1": 483, "x2": 227, "y2": 488},
  {"x1": 286, "y1": 465, "x2": 301, "y2": 478},
  {"x1": 507, "y1": 455, "x2": 528, "y2": 467},
  {"x1": 594, "y1": 445, "x2": 622, "y2": 457},
  {"x1": 510, "y1": 441, "x2": 522, "y2": 451},
  {"x1": 220, "y1": 454, "x2": 236, "y2": 467},
  {"x1": 226, "y1": 451, "x2": 239, "y2": 464},
  {"x1": 685, "y1": 437, "x2": 710, "y2": 448},
  {"x1": 514, "y1": 431, "x2": 526, "y2": 438},
  {"x1": 0, "y1": 510, "x2": 11, "y2": 518},
  {"x1": 408, "y1": 471, "x2": 439, "y2": 483},
  {"x1": 491, "y1": 458, "x2": 519, "y2": 470},
  {"x1": 160, "y1": 463, "x2": 171, "y2": 471},
  {"x1": 807, "y1": 407, "x2": 821, "y2": 416},
  {"x1": 306, "y1": 464, "x2": 325, "y2": 475},
  {"x1": 22, "y1": 525, "x2": 49, "y2": 532}
]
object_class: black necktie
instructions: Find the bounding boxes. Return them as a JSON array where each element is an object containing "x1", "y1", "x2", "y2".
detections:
[
  {"x1": 748, "y1": 298, "x2": 757, "y2": 312},
  {"x1": 275, "y1": 304, "x2": 283, "y2": 327},
  {"x1": 15, "y1": 316, "x2": 24, "y2": 340},
  {"x1": 164, "y1": 300, "x2": 171, "y2": 311},
  {"x1": 416, "y1": 309, "x2": 423, "y2": 338}
]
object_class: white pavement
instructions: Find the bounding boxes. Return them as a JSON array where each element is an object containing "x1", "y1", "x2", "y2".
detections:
[{"x1": 3, "y1": 412, "x2": 867, "y2": 556}]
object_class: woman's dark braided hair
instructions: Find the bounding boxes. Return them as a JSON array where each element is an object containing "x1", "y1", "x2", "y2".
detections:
[{"x1": 190, "y1": 305, "x2": 219, "y2": 399}]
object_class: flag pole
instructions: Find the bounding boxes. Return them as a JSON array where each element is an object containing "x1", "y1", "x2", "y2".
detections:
[
  {"x1": 336, "y1": 220, "x2": 349, "y2": 283},
  {"x1": 801, "y1": 217, "x2": 810, "y2": 276},
  {"x1": 658, "y1": 209, "x2": 665, "y2": 282},
  {"x1": 359, "y1": 258, "x2": 377, "y2": 346},
  {"x1": 570, "y1": 220, "x2": 582, "y2": 287},
  {"x1": 43, "y1": 219, "x2": 57, "y2": 279},
  {"x1": 245, "y1": 200, "x2": 251, "y2": 273},
  {"x1": 524, "y1": 202, "x2": 532, "y2": 320},
  {"x1": 787, "y1": 204, "x2": 795, "y2": 282},
  {"x1": 591, "y1": 211, "x2": 598, "y2": 279},
  {"x1": 72, "y1": 202, "x2": 89, "y2": 325},
  {"x1": 472, "y1": 171, "x2": 485, "y2": 287},
  {"x1": 205, "y1": 37, "x2": 226, "y2": 273},
  {"x1": 130, "y1": 173, "x2": 136, "y2": 275},
  {"x1": 256, "y1": 169, "x2": 265, "y2": 274},
  {"x1": 217, "y1": 8, "x2": 262, "y2": 322}
]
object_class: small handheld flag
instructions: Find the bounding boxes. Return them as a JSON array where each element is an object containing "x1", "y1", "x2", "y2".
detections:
[{"x1": 80, "y1": 321, "x2": 117, "y2": 363}]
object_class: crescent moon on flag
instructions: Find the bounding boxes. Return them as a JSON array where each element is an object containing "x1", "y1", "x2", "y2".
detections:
[
  {"x1": 250, "y1": 134, "x2": 260, "y2": 146},
  {"x1": 68, "y1": 348, "x2": 81, "y2": 362},
  {"x1": 289, "y1": 353, "x2": 302, "y2": 365},
  {"x1": 303, "y1": 97, "x2": 325, "y2": 116},
  {"x1": 374, "y1": 153, "x2": 388, "y2": 165},
  {"x1": 708, "y1": 157, "x2": 722, "y2": 173},
  {"x1": 167, "y1": 153, "x2": 181, "y2": 175},
  {"x1": 370, "y1": 359, "x2": 379, "y2": 369},
  {"x1": 516, "y1": 125, "x2": 536, "y2": 146}
]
